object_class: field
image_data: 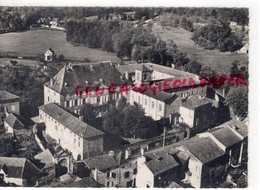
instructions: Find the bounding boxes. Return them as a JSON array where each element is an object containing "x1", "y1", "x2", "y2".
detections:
[
  {"x1": 0, "y1": 29, "x2": 120, "y2": 63},
  {"x1": 151, "y1": 22, "x2": 248, "y2": 74}
]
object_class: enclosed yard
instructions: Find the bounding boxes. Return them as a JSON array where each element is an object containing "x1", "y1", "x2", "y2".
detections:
[{"x1": 0, "y1": 29, "x2": 120, "y2": 63}]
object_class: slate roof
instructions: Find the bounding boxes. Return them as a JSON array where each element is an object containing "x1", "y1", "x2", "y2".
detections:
[
  {"x1": 117, "y1": 62, "x2": 199, "y2": 78},
  {"x1": 142, "y1": 89, "x2": 178, "y2": 104},
  {"x1": 210, "y1": 126, "x2": 243, "y2": 147},
  {"x1": 45, "y1": 62, "x2": 125, "y2": 95},
  {"x1": 145, "y1": 148, "x2": 180, "y2": 176},
  {"x1": 0, "y1": 90, "x2": 19, "y2": 102},
  {"x1": 4, "y1": 113, "x2": 25, "y2": 130},
  {"x1": 181, "y1": 95, "x2": 213, "y2": 110},
  {"x1": 182, "y1": 136, "x2": 226, "y2": 164},
  {"x1": 0, "y1": 157, "x2": 41, "y2": 179},
  {"x1": 45, "y1": 48, "x2": 55, "y2": 54},
  {"x1": 38, "y1": 103, "x2": 104, "y2": 138},
  {"x1": 69, "y1": 177, "x2": 102, "y2": 187},
  {"x1": 223, "y1": 119, "x2": 248, "y2": 138},
  {"x1": 34, "y1": 149, "x2": 54, "y2": 169},
  {"x1": 83, "y1": 154, "x2": 119, "y2": 171}
]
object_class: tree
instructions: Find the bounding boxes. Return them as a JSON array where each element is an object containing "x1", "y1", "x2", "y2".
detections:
[
  {"x1": 103, "y1": 106, "x2": 123, "y2": 135},
  {"x1": 185, "y1": 60, "x2": 202, "y2": 75},
  {"x1": 81, "y1": 103, "x2": 98, "y2": 126},
  {"x1": 103, "y1": 101, "x2": 161, "y2": 139},
  {"x1": 225, "y1": 87, "x2": 248, "y2": 119}
]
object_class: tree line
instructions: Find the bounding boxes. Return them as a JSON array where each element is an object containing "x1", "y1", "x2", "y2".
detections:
[{"x1": 65, "y1": 19, "x2": 203, "y2": 75}]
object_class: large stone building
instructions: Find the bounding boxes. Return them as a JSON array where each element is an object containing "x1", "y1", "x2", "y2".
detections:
[
  {"x1": 180, "y1": 94, "x2": 230, "y2": 135},
  {"x1": 38, "y1": 103, "x2": 104, "y2": 160},
  {"x1": 0, "y1": 90, "x2": 20, "y2": 127},
  {"x1": 44, "y1": 61, "x2": 126, "y2": 115}
]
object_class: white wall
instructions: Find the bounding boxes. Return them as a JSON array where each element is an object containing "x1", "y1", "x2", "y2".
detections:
[
  {"x1": 188, "y1": 157, "x2": 202, "y2": 188},
  {"x1": 39, "y1": 110, "x2": 84, "y2": 160},
  {"x1": 136, "y1": 163, "x2": 154, "y2": 188},
  {"x1": 129, "y1": 90, "x2": 165, "y2": 120},
  {"x1": 180, "y1": 106, "x2": 194, "y2": 127}
]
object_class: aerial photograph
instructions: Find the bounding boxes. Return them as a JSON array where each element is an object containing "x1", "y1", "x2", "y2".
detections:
[{"x1": 0, "y1": 6, "x2": 249, "y2": 188}]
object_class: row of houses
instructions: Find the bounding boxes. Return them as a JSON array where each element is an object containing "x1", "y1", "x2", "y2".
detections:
[{"x1": 71, "y1": 118, "x2": 247, "y2": 188}]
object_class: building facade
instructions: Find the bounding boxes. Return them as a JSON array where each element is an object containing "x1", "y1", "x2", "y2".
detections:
[
  {"x1": 44, "y1": 62, "x2": 125, "y2": 115},
  {"x1": 38, "y1": 103, "x2": 104, "y2": 160}
]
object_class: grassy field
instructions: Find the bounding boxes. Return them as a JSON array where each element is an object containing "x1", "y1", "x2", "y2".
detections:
[
  {"x1": 0, "y1": 29, "x2": 120, "y2": 63},
  {"x1": 152, "y1": 22, "x2": 248, "y2": 74}
]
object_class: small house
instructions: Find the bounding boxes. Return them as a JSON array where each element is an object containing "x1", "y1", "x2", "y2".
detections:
[{"x1": 44, "y1": 48, "x2": 55, "y2": 62}]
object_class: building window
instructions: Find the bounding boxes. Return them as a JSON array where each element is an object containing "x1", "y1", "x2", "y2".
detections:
[
  {"x1": 112, "y1": 172, "x2": 116, "y2": 179},
  {"x1": 124, "y1": 171, "x2": 130, "y2": 178},
  {"x1": 107, "y1": 172, "x2": 110, "y2": 178},
  {"x1": 48, "y1": 96, "x2": 50, "y2": 102},
  {"x1": 159, "y1": 104, "x2": 162, "y2": 111},
  {"x1": 151, "y1": 101, "x2": 154, "y2": 108},
  {"x1": 97, "y1": 96, "x2": 100, "y2": 103},
  {"x1": 133, "y1": 168, "x2": 137, "y2": 174},
  {"x1": 196, "y1": 118, "x2": 199, "y2": 126},
  {"x1": 107, "y1": 182, "x2": 109, "y2": 187},
  {"x1": 137, "y1": 73, "x2": 140, "y2": 81},
  {"x1": 0, "y1": 107, "x2": 4, "y2": 112}
]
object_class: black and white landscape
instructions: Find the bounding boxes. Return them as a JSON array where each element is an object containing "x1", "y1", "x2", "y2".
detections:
[{"x1": 0, "y1": 7, "x2": 248, "y2": 188}]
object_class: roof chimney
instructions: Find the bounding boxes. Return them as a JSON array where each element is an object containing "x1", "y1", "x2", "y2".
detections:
[
  {"x1": 50, "y1": 78, "x2": 53, "y2": 86},
  {"x1": 140, "y1": 147, "x2": 146, "y2": 156},
  {"x1": 109, "y1": 150, "x2": 115, "y2": 157},
  {"x1": 79, "y1": 116, "x2": 83, "y2": 121},
  {"x1": 125, "y1": 148, "x2": 131, "y2": 159}
]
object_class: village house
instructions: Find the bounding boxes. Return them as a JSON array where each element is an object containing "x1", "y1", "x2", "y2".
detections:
[
  {"x1": 4, "y1": 112, "x2": 31, "y2": 136},
  {"x1": 38, "y1": 103, "x2": 104, "y2": 160},
  {"x1": 44, "y1": 61, "x2": 126, "y2": 115},
  {"x1": 178, "y1": 136, "x2": 230, "y2": 188},
  {"x1": 135, "y1": 147, "x2": 185, "y2": 188},
  {"x1": 0, "y1": 90, "x2": 20, "y2": 128},
  {"x1": 130, "y1": 89, "x2": 181, "y2": 120},
  {"x1": 44, "y1": 48, "x2": 55, "y2": 62},
  {"x1": 179, "y1": 93, "x2": 230, "y2": 135},
  {"x1": 75, "y1": 149, "x2": 139, "y2": 187},
  {"x1": 0, "y1": 157, "x2": 42, "y2": 186},
  {"x1": 199, "y1": 119, "x2": 248, "y2": 166}
]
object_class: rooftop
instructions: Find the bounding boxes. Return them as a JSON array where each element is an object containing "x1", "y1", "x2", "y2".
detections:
[
  {"x1": 0, "y1": 90, "x2": 19, "y2": 102},
  {"x1": 142, "y1": 89, "x2": 178, "y2": 104},
  {"x1": 45, "y1": 62, "x2": 125, "y2": 95},
  {"x1": 145, "y1": 148, "x2": 180, "y2": 175},
  {"x1": 117, "y1": 62, "x2": 199, "y2": 78},
  {"x1": 38, "y1": 103, "x2": 104, "y2": 138},
  {"x1": 0, "y1": 157, "x2": 41, "y2": 179},
  {"x1": 4, "y1": 113, "x2": 25, "y2": 130},
  {"x1": 210, "y1": 126, "x2": 243, "y2": 148},
  {"x1": 181, "y1": 95, "x2": 213, "y2": 110},
  {"x1": 83, "y1": 154, "x2": 119, "y2": 171},
  {"x1": 34, "y1": 149, "x2": 54, "y2": 169},
  {"x1": 182, "y1": 136, "x2": 226, "y2": 164}
]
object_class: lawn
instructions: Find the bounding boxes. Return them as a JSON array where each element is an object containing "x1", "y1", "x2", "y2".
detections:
[
  {"x1": 0, "y1": 29, "x2": 120, "y2": 63},
  {"x1": 151, "y1": 22, "x2": 248, "y2": 74}
]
